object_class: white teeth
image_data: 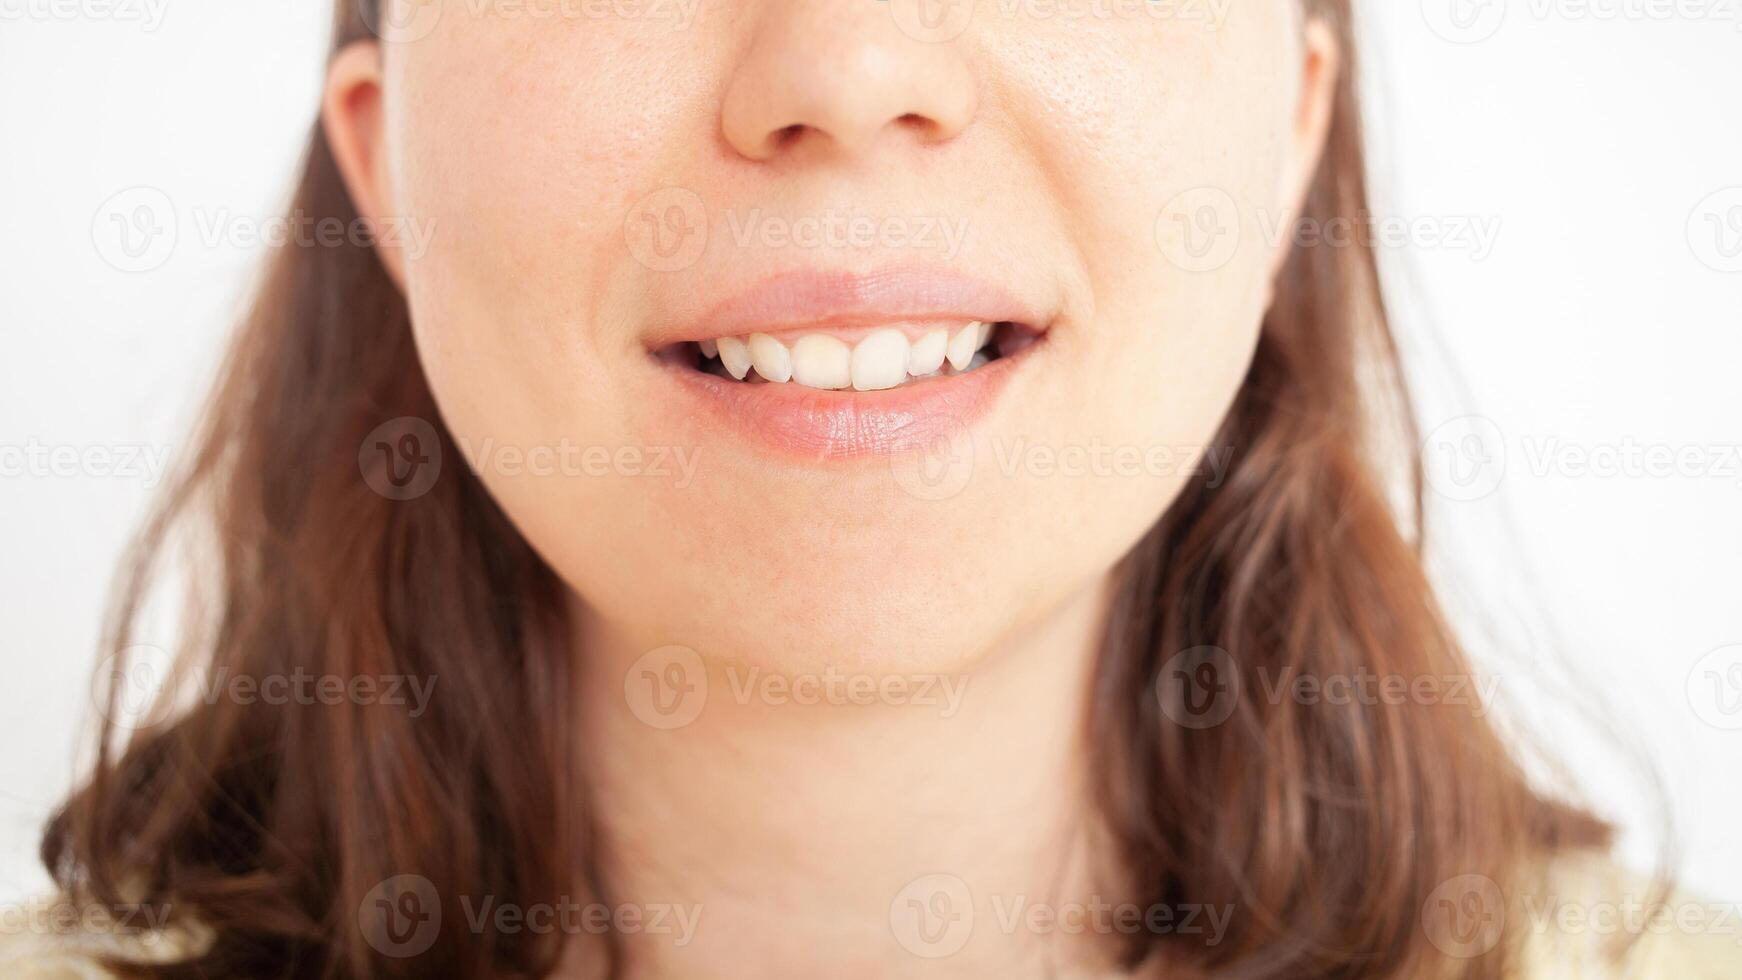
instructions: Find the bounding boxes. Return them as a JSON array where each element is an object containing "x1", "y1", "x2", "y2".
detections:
[
  {"x1": 851, "y1": 329, "x2": 911, "y2": 392},
  {"x1": 909, "y1": 329, "x2": 948, "y2": 377},
  {"x1": 946, "y1": 321, "x2": 985, "y2": 371},
  {"x1": 790, "y1": 335, "x2": 852, "y2": 390},
  {"x1": 747, "y1": 333, "x2": 792, "y2": 383},
  {"x1": 716, "y1": 336, "x2": 752, "y2": 380},
  {"x1": 701, "y1": 323, "x2": 1006, "y2": 389}
]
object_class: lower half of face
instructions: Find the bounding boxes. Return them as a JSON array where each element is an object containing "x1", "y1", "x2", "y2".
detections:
[{"x1": 389, "y1": 1, "x2": 1299, "y2": 673}]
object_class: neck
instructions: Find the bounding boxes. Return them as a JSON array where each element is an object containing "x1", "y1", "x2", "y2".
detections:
[{"x1": 568, "y1": 576, "x2": 1119, "y2": 979}]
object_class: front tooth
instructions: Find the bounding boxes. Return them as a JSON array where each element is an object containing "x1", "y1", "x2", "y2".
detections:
[
  {"x1": 748, "y1": 333, "x2": 792, "y2": 383},
  {"x1": 946, "y1": 322, "x2": 983, "y2": 371},
  {"x1": 717, "y1": 336, "x2": 753, "y2": 380},
  {"x1": 790, "y1": 335, "x2": 852, "y2": 390},
  {"x1": 909, "y1": 329, "x2": 947, "y2": 377},
  {"x1": 698, "y1": 338, "x2": 719, "y2": 360},
  {"x1": 978, "y1": 321, "x2": 995, "y2": 347},
  {"x1": 851, "y1": 329, "x2": 911, "y2": 392}
]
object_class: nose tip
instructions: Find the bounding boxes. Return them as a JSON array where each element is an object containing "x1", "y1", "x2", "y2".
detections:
[{"x1": 720, "y1": 9, "x2": 977, "y2": 163}]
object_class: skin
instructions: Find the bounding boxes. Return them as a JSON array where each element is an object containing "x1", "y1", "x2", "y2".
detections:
[{"x1": 325, "y1": 1, "x2": 1338, "y2": 975}]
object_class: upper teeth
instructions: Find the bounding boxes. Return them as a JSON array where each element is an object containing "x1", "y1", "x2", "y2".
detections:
[{"x1": 703, "y1": 322, "x2": 997, "y2": 392}]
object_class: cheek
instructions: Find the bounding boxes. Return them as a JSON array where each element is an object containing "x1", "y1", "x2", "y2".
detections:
[
  {"x1": 385, "y1": 20, "x2": 723, "y2": 436},
  {"x1": 1000, "y1": 16, "x2": 1295, "y2": 511}
]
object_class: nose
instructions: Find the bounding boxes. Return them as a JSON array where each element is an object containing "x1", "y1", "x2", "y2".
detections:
[{"x1": 721, "y1": 1, "x2": 978, "y2": 162}]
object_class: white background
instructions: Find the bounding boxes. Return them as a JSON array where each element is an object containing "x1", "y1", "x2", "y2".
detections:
[{"x1": 2, "y1": 1, "x2": 1739, "y2": 904}]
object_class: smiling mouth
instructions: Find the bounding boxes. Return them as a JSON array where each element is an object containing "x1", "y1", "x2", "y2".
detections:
[{"x1": 662, "y1": 320, "x2": 1045, "y2": 393}]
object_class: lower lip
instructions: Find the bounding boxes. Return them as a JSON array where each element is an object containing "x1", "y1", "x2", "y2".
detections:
[{"x1": 657, "y1": 342, "x2": 1037, "y2": 461}]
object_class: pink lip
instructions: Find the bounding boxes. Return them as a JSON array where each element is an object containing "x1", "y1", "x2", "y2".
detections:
[
  {"x1": 646, "y1": 266, "x2": 1048, "y2": 346},
  {"x1": 647, "y1": 266, "x2": 1052, "y2": 461}
]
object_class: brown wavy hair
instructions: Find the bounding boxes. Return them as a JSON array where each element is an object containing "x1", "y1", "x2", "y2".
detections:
[{"x1": 45, "y1": 1, "x2": 1613, "y2": 977}]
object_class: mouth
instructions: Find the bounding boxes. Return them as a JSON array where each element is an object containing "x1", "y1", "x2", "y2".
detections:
[
  {"x1": 645, "y1": 268, "x2": 1054, "y2": 461},
  {"x1": 657, "y1": 320, "x2": 1045, "y2": 391}
]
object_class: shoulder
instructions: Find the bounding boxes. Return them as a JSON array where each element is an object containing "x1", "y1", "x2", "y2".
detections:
[{"x1": 1513, "y1": 852, "x2": 1742, "y2": 979}]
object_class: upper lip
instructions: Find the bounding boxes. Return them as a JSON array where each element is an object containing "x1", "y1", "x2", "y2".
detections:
[{"x1": 645, "y1": 265, "x2": 1051, "y2": 348}]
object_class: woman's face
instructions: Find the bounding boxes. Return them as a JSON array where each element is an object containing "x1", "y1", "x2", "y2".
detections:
[{"x1": 333, "y1": 1, "x2": 1334, "y2": 673}]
